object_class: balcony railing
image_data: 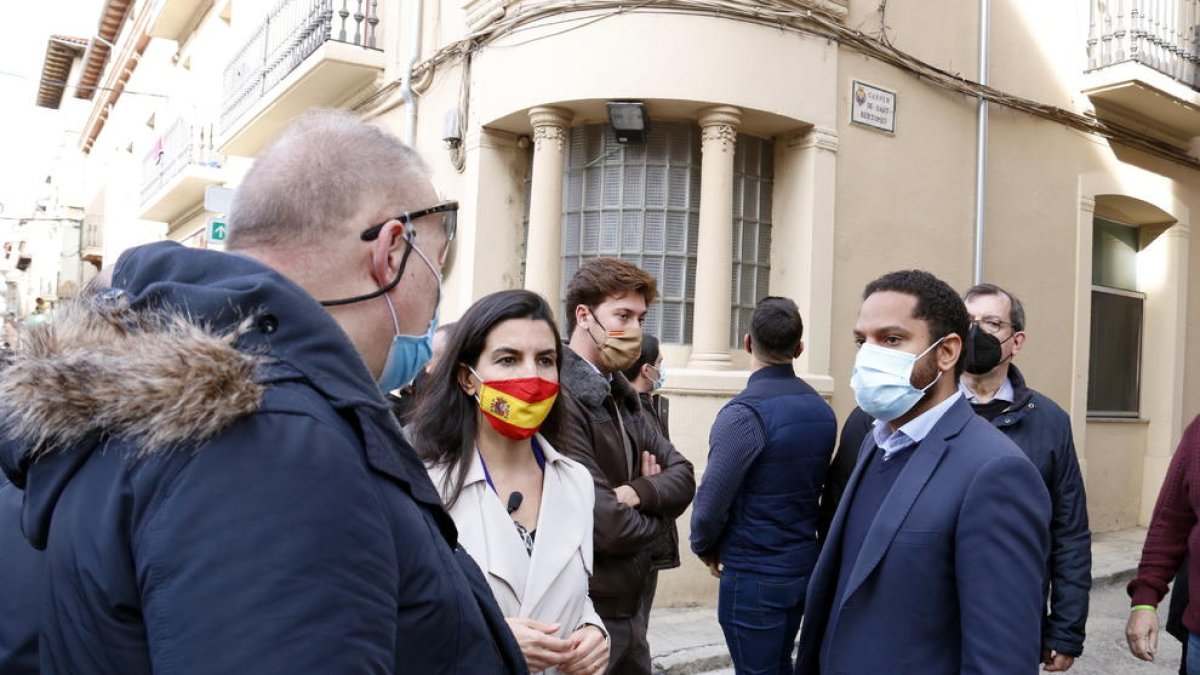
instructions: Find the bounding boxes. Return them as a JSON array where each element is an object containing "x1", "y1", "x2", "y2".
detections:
[
  {"x1": 220, "y1": 0, "x2": 382, "y2": 135},
  {"x1": 1087, "y1": 0, "x2": 1200, "y2": 89},
  {"x1": 141, "y1": 119, "x2": 222, "y2": 205}
]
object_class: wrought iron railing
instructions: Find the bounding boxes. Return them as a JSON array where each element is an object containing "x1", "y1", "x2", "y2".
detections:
[
  {"x1": 1087, "y1": 0, "x2": 1200, "y2": 89},
  {"x1": 140, "y1": 119, "x2": 223, "y2": 205},
  {"x1": 220, "y1": 0, "x2": 382, "y2": 135}
]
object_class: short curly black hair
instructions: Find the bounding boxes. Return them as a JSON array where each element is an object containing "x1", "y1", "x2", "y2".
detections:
[{"x1": 863, "y1": 270, "x2": 970, "y2": 376}]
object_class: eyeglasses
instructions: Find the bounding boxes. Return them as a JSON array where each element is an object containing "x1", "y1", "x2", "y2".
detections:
[
  {"x1": 973, "y1": 316, "x2": 1014, "y2": 335},
  {"x1": 360, "y1": 200, "x2": 458, "y2": 253}
]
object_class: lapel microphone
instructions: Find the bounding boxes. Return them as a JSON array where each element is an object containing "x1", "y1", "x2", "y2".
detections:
[{"x1": 506, "y1": 492, "x2": 524, "y2": 514}]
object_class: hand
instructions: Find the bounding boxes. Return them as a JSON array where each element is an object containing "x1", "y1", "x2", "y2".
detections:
[
  {"x1": 614, "y1": 484, "x2": 641, "y2": 509},
  {"x1": 700, "y1": 554, "x2": 722, "y2": 578},
  {"x1": 505, "y1": 617, "x2": 573, "y2": 672},
  {"x1": 1125, "y1": 607, "x2": 1159, "y2": 662},
  {"x1": 559, "y1": 624, "x2": 609, "y2": 675},
  {"x1": 1040, "y1": 648, "x2": 1075, "y2": 671},
  {"x1": 641, "y1": 451, "x2": 662, "y2": 477}
]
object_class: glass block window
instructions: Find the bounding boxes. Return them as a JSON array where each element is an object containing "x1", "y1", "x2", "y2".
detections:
[
  {"x1": 561, "y1": 123, "x2": 701, "y2": 344},
  {"x1": 729, "y1": 134, "x2": 775, "y2": 348}
]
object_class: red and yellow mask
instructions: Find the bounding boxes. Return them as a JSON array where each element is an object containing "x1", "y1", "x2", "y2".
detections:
[{"x1": 473, "y1": 373, "x2": 560, "y2": 440}]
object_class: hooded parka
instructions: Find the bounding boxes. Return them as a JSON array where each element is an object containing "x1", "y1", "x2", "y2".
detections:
[{"x1": 0, "y1": 242, "x2": 526, "y2": 675}]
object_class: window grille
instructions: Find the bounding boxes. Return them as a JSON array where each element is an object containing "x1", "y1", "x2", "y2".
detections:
[
  {"x1": 561, "y1": 122, "x2": 701, "y2": 344},
  {"x1": 729, "y1": 134, "x2": 775, "y2": 348}
]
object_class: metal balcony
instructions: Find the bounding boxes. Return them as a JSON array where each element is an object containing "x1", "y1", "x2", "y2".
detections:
[
  {"x1": 217, "y1": 0, "x2": 384, "y2": 156},
  {"x1": 1085, "y1": 0, "x2": 1200, "y2": 142},
  {"x1": 139, "y1": 119, "x2": 225, "y2": 224}
]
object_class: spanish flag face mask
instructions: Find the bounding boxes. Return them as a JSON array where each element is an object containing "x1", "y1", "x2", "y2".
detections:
[{"x1": 468, "y1": 366, "x2": 560, "y2": 440}]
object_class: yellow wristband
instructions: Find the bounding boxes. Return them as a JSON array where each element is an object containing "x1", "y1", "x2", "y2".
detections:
[{"x1": 1131, "y1": 605, "x2": 1157, "y2": 612}]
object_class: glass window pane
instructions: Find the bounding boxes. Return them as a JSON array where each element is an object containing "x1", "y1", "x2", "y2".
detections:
[{"x1": 1087, "y1": 289, "x2": 1143, "y2": 416}]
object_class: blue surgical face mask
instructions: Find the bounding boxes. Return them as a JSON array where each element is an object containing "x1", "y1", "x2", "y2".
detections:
[
  {"x1": 649, "y1": 364, "x2": 666, "y2": 391},
  {"x1": 378, "y1": 244, "x2": 442, "y2": 394},
  {"x1": 849, "y1": 337, "x2": 945, "y2": 422}
]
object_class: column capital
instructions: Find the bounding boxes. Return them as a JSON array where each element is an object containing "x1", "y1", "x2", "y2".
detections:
[
  {"x1": 529, "y1": 106, "x2": 573, "y2": 152},
  {"x1": 1079, "y1": 196, "x2": 1096, "y2": 213},
  {"x1": 698, "y1": 105, "x2": 742, "y2": 154},
  {"x1": 787, "y1": 126, "x2": 839, "y2": 152}
]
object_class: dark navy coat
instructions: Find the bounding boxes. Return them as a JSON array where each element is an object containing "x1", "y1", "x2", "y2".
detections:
[
  {"x1": 795, "y1": 396, "x2": 1051, "y2": 675},
  {"x1": 990, "y1": 366, "x2": 1091, "y2": 656},
  {"x1": 0, "y1": 474, "x2": 40, "y2": 674},
  {"x1": 0, "y1": 242, "x2": 526, "y2": 675}
]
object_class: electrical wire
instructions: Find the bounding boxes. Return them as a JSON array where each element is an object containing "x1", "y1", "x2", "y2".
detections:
[
  {"x1": 0, "y1": 70, "x2": 167, "y2": 99},
  {"x1": 356, "y1": 0, "x2": 1200, "y2": 173}
]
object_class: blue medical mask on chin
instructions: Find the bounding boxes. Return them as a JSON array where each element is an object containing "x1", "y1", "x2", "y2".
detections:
[
  {"x1": 850, "y1": 337, "x2": 946, "y2": 422},
  {"x1": 378, "y1": 245, "x2": 442, "y2": 394}
]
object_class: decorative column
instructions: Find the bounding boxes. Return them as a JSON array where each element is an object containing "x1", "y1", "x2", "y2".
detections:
[
  {"x1": 688, "y1": 105, "x2": 742, "y2": 370},
  {"x1": 1068, "y1": 195, "x2": 1096, "y2": 481},
  {"x1": 524, "y1": 106, "x2": 572, "y2": 320}
]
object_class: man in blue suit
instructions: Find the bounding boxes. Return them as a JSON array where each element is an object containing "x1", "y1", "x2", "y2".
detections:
[{"x1": 795, "y1": 269, "x2": 1051, "y2": 675}]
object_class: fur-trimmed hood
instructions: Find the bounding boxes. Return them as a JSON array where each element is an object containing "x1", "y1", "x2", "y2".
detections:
[
  {"x1": 0, "y1": 241, "x2": 399, "y2": 549},
  {"x1": 0, "y1": 293, "x2": 265, "y2": 462}
]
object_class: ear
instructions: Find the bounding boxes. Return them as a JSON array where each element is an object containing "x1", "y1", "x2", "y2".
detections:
[
  {"x1": 457, "y1": 363, "x2": 477, "y2": 396},
  {"x1": 574, "y1": 304, "x2": 592, "y2": 332},
  {"x1": 743, "y1": 333, "x2": 753, "y2": 355},
  {"x1": 1010, "y1": 331, "x2": 1027, "y2": 357},
  {"x1": 640, "y1": 363, "x2": 655, "y2": 381},
  {"x1": 938, "y1": 333, "x2": 963, "y2": 372},
  {"x1": 370, "y1": 221, "x2": 409, "y2": 285},
  {"x1": 794, "y1": 340, "x2": 805, "y2": 359}
]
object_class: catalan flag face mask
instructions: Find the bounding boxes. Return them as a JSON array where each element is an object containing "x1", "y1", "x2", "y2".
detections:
[{"x1": 468, "y1": 367, "x2": 560, "y2": 440}]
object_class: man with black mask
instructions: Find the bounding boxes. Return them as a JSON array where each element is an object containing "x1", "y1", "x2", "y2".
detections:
[{"x1": 961, "y1": 283, "x2": 1092, "y2": 672}]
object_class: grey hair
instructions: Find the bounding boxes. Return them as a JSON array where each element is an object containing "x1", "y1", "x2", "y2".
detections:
[
  {"x1": 227, "y1": 109, "x2": 428, "y2": 251},
  {"x1": 963, "y1": 283, "x2": 1026, "y2": 332}
]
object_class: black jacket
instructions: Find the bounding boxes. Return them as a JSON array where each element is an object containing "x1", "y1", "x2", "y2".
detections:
[
  {"x1": 544, "y1": 348, "x2": 695, "y2": 618},
  {"x1": 987, "y1": 366, "x2": 1091, "y2": 657}
]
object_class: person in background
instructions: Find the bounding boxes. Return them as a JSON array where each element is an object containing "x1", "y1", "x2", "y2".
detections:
[
  {"x1": 621, "y1": 334, "x2": 682, "y2": 598},
  {"x1": 391, "y1": 321, "x2": 455, "y2": 425},
  {"x1": 1126, "y1": 414, "x2": 1200, "y2": 672},
  {"x1": 416, "y1": 289, "x2": 608, "y2": 675},
  {"x1": 543, "y1": 257, "x2": 695, "y2": 675},
  {"x1": 960, "y1": 283, "x2": 1091, "y2": 671},
  {"x1": 0, "y1": 110, "x2": 525, "y2": 674},
  {"x1": 690, "y1": 296, "x2": 836, "y2": 674},
  {"x1": 817, "y1": 407, "x2": 873, "y2": 541}
]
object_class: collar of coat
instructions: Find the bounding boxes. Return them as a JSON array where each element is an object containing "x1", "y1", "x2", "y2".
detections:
[{"x1": 560, "y1": 346, "x2": 641, "y2": 415}]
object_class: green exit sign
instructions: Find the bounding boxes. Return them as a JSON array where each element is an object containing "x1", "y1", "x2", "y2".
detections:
[{"x1": 208, "y1": 217, "x2": 227, "y2": 243}]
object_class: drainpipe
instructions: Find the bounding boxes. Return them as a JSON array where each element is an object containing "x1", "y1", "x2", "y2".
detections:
[
  {"x1": 401, "y1": 0, "x2": 423, "y2": 146},
  {"x1": 973, "y1": 0, "x2": 990, "y2": 284}
]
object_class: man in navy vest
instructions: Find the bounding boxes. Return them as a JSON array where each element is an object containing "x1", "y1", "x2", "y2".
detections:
[{"x1": 690, "y1": 296, "x2": 837, "y2": 674}]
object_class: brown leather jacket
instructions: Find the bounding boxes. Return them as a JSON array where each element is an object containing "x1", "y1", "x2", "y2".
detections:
[{"x1": 544, "y1": 348, "x2": 695, "y2": 618}]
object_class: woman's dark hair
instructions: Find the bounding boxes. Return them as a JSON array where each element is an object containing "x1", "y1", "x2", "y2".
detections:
[
  {"x1": 410, "y1": 289, "x2": 564, "y2": 508},
  {"x1": 621, "y1": 334, "x2": 661, "y2": 382}
]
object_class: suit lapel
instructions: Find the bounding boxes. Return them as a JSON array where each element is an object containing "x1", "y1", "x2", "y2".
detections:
[
  {"x1": 521, "y1": 444, "x2": 587, "y2": 615},
  {"x1": 836, "y1": 397, "x2": 974, "y2": 611}
]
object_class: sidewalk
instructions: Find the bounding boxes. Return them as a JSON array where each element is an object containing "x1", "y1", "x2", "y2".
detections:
[{"x1": 646, "y1": 527, "x2": 1148, "y2": 675}]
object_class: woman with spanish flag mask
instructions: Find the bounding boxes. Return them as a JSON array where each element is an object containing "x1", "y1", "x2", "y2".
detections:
[{"x1": 412, "y1": 289, "x2": 609, "y2": 675}]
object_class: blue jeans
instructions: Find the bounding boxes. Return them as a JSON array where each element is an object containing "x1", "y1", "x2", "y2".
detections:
[
  {"x1": 718, "y1": 570, "x2": 808, "y2": 675},
  {"x1": 1189, "y1": 632, "x2": 1200, "y2": 675}
]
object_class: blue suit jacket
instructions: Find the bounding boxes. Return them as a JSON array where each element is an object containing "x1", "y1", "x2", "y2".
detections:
[{"x1": 795, "y1": 396, "x2": 1051, "y2": 675}]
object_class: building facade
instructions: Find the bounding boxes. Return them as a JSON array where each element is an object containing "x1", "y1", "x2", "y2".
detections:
[{"x1": 35, "y1": 0, "x2": 1200, "y2": 605}]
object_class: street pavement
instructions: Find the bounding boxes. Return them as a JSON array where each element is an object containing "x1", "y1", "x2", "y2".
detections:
[{"x1": 647, "y1": 527, "x2": 1184, "y2": 675}]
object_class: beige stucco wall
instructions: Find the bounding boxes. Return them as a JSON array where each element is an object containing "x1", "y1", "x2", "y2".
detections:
[{"x1": 1086, "y1": 421, "x2": 1148, "y2": 531}]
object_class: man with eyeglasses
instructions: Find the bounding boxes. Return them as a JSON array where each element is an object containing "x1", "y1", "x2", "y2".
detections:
[
  {"x1": 0, "y1": 111, "x2": 527, "y2": 674},
  {"x1": 960, "y1": 283, "x2": 1091, "y2": 672}
]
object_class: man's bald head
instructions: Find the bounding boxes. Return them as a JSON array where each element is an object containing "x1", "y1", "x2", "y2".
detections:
[{"x1": 227, "y1": 110, "x2": 429, "y2": 253}]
